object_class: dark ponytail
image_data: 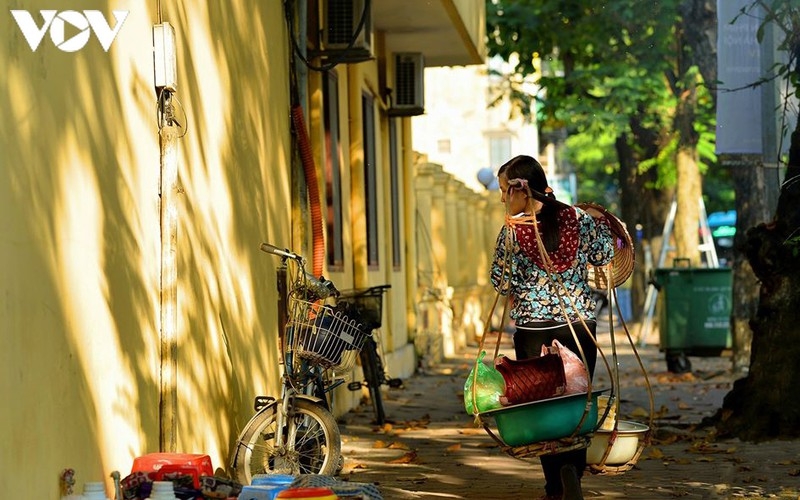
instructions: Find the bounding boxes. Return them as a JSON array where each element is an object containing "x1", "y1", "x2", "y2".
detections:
[{"x1": 498, "y1": 155, "x2": 563, "y2": 252}]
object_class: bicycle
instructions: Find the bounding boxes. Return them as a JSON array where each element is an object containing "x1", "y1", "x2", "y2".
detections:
[
  {"x1": 337, "y1": 285, "x2": 403, "y2": 426},
  {"x1": 229, "y1": 242, "x2": 370, "y2": 485}
]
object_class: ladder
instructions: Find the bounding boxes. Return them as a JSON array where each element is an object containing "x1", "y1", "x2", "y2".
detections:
[{"x1": 636, "y1": 197, "x2": 719, "y2": 346}]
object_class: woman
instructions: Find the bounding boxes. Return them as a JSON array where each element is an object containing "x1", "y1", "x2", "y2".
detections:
[{"x1": 490, "y1": 155, "x2": 614, "y2": 500}]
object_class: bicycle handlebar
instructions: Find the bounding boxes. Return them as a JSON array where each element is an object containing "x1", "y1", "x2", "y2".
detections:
[
  {"x1": 260, "y1": 242, "x2": 301, "y2": 261},
  {"x1": 260, "y1": 242, "x2": 338, "y2": 299}
]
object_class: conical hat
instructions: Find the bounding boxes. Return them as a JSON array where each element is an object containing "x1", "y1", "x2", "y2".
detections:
[{"x1": 576, "y1": 203, "x2": 635, "y2": 289}]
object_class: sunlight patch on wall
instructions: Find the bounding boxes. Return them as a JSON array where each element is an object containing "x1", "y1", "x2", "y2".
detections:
[
  {"x1": 7, "y1": 65, "x2": 36, "y2": 142},
  {"x1": 53, "y1": 133, "x2": 143, "y2": 464}
]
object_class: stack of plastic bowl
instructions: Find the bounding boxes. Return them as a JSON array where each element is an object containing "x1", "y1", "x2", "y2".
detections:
[
  {"x1": 149, "y1": 481, "x2": 179, "y2": 500},
  {"x1": 81, "y1": 482, "x2": 109, "y2": 500},
  {"x1": 238, "y1": 474, "x2": 296, "y2": 500},
  {"x1": 276, "y1": 487, "x2": 338, "y2": 500}
]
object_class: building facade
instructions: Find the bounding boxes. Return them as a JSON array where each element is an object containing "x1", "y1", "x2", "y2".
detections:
[{"x1": 1, "y1": 1, "x2": 487, "y2": 496}]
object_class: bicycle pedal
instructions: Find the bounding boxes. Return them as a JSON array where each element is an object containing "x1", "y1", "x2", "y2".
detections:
[
  {"x1": 254, "y1": 396, "x2": 275, "y2": 411},
  {"x1": 347, "y1": 381, "x2": 363, "y2": 391},
  {"x1": 387, "y1": 378, "x2": 403, "y2": 388}
]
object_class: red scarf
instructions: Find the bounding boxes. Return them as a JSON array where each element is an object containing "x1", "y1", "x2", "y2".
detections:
[{"x1": 508, "y1": 207, "x2": 580, "y2": 273}]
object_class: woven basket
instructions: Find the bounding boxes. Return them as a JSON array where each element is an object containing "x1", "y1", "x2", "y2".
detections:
[{"x1": 576, "y1": 203, "x2": 635, "y2": 290}]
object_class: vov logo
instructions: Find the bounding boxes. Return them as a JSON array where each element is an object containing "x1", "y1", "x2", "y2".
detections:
[{"x1": 11, "y1": 10, "x2": 129, "y2": 52}]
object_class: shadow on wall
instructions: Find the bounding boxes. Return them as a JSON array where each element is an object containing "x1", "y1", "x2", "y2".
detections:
[{"x1": 2, "y1": 1, "x2": 293, "y2": 492}]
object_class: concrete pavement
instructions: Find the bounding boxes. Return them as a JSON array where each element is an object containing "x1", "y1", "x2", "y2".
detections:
[{"x1": 337, "y1": 326, "x2": 800, "y2": 499}]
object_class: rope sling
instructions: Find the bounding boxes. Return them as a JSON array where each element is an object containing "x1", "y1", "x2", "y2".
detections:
[{"x1": 468, "y1": 194, "x2": 655, "y2": 475}]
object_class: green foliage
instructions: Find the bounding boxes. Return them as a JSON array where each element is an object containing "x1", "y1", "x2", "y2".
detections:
[
  {"x1": 562, "y1": 131, "x2": 618, "y2": 208},
  {"x1": 485, "y1": 0, "x2": 721, "y2": 201}
]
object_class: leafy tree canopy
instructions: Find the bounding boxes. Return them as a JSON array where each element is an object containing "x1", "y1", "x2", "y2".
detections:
[{"x1": 486, "y1": 0, "x2": 727, "y2": 206}]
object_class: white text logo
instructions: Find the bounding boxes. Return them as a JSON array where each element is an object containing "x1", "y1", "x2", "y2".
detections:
[{"x1": 11, "y1": 10, "x2": 129, "y2": 52}]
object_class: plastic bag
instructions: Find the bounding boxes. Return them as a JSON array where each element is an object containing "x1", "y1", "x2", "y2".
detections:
[
  {"x1": 543, "y1": 339, "x2": 589, "y2": 395},
  {"x1": 464, "y1": 351, "x2": 506, "y2": 414}
]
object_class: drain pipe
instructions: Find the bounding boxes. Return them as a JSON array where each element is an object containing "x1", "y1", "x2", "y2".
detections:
[{"x1": 291, "y1": 0, "x2": 325, "y2": 276}]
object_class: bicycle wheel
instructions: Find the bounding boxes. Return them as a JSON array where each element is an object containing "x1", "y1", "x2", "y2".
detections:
[
  {"x1": 360, "y1": 337, "x2": 386, "y2": 425},
  {"x1": 231, "y1": 398, "x2": 342, "y2": 485}
]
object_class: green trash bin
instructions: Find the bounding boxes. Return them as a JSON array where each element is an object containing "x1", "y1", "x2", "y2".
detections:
[{"x1": 654, "y1": 262, "x2": 732, "y2": 371}]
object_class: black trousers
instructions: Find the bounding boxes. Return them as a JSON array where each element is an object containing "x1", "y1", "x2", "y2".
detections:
[{"x1": 513, "y1": 320, "x2": 597, "y2": 497}]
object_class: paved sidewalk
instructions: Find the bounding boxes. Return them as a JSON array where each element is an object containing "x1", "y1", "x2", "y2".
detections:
[{"x1": 338, "y1": 328, "x2": 800, "y2": 499}]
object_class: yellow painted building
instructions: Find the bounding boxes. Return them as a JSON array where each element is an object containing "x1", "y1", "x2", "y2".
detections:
[{"x1": 0, "y1": 0, "x2": 488, "y2": 496}]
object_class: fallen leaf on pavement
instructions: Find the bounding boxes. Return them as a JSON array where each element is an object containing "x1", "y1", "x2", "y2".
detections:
[
  {"x1": 677, "y1": 401, "x2": 692, "y2": 410},
  {"x1": 388, "y1": 441, "x2": 410, "y2": 450},
  {"x1": 458, "y1": 427, "x2": 486, "y2": 435},
  {"x1": 445, "y1": 443, "x2": 462, "y2": 453},
  {"x1": 654, "y1": 434, "x2": 679, "y2": 445},
  {"x1": 648, "y1": 448, "x2": 664, "y2": 459},
  {"x1": 373, "y1": 440, "x2": 388, "y2": 449},
  {"x1": 388, "y1": 451, "x2": 419, "y2": 464}
]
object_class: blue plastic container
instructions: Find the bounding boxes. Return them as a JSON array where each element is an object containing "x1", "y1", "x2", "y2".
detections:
[
  {"x1": 239, "y1": 485, "x2": 281, "y2": 500},
  {"x1": 240, "y1": 474, "x2": 295, "y2": 500},
  {"x1": 251, "y1": 474, "x2": 295, "y2": 487}
]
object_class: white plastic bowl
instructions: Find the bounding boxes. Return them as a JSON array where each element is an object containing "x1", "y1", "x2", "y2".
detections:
[{"x1": 586, "y1": 420, "x2": 649, "y2": 465}]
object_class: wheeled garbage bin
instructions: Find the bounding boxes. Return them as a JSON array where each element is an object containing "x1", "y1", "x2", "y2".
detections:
[{"x1": 654, "y1": 260, "x2": 732, "y2": 373}]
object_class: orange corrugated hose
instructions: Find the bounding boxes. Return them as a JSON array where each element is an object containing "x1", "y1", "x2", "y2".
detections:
[{"x1": 291, "y1": 104, "x2": 325, "y2": 277}]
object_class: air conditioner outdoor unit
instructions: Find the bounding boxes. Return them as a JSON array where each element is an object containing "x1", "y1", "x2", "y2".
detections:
[
  {"x1": 319, "y1": 0, "x2": 373, "y2": 62},
  {"x1": 389, "y1": 52, "x2": 425, "y2": 117}
]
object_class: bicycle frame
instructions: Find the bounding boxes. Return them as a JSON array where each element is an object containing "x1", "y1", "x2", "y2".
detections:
[
  {"x1": 263, "y1": 247, "x2": 328, "y2": 453},
  {"x1": 231, "y1": 242, "x2": 366, "y2": 482},
  {"x1": 337, "y1": 285, "x2": 402, "y2": 425}
]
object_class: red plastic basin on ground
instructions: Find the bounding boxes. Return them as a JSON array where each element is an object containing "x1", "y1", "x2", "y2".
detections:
[{"x1": 131, "y1": 452, "x2": 213, "y2": 489}]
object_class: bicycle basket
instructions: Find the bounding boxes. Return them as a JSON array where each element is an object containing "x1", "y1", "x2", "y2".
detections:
[
  {"x1": 337, "y1": 287, "x2": 386, "y2": 331},
  {"x1": 288, "y1": 297, "x2": 369, "y2": 371}
]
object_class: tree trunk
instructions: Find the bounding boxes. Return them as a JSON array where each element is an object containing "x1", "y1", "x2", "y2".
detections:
[
  {"x1": 673, "y1": 82, "x2": 702, "y2": 265},
  {"x1": 722, "y1": 154, "x2": 770, "y2": 373},
  {"x1": 672, "y1": 0, "x2": 714, "y2": 266},
  {"x1": 617, "y1": 122, "x2": 671, "y2": 320},
  {"x1": 715, "y1": 130, "x2": 800, "y2": 440}
]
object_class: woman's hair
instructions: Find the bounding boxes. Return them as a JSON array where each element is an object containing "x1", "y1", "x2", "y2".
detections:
[{"x1": 498, "y1": 155, "x2": 561, "y2": 252}]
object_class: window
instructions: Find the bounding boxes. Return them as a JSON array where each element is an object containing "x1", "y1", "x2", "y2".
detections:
[
  {"x1": 389, "y1": 118, "x2": 402, "y2": 269},
  {"x1": 489, "y1": 135, "x2": 512, "y2": 168},
  {"x1": 323, "y1": 71, "x2": 344, "y2": 269},
  {"x1": 362, "y1": 92, "x2": 379, "y2": 267}
]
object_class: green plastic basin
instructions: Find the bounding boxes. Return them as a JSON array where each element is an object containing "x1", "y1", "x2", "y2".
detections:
[{"x1": 482, "y1": 389, "x2": 607, "y2": 447}]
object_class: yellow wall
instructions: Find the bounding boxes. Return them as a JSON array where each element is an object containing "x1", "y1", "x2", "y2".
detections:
[
  {"x1": 1, "y1": 1, "x2": 291, "y2": 495},
  {"x1": 1, "y1": 0, "x2": 488, "y2": 496}
]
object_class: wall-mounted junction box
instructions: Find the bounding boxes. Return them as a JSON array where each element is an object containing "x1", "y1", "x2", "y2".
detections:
[{"x1": 153, "y1": 22, "x2": 177, "y2": 92}]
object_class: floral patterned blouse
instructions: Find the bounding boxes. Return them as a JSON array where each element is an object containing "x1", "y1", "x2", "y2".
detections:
[{"x1": 490, "y1": 206, "x2": 614, "y2": 324}]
